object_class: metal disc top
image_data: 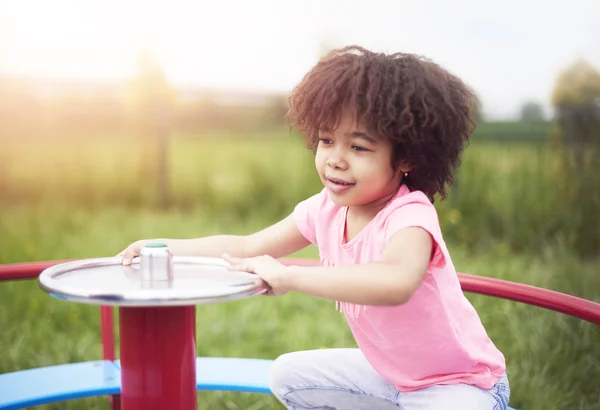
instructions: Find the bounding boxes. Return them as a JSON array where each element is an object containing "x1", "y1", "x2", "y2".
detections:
[{"x1": 38, "y1": 255, "x2": 267, "y2": 307}]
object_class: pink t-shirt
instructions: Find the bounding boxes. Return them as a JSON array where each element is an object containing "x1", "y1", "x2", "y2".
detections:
[{"x1": 293, "y1": 184, "x2": 506, "y2": 392}]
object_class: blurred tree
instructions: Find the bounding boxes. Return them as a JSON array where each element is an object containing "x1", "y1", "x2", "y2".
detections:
[
  {"x1": 520, "y1": 101, "x2": 545, "y2": 122},
  {"x1": 552, "y1": 58, "x2": 600, "y2": 165},
  {"x1": 126, "y1": 51, "x2": 177, "y2": 209},
  {"x1": 551, "y1": 58, "x2": 600, "y2": 257},
  {"x1": 126, "y1": 51, "x2": 177, "y2": 119}
]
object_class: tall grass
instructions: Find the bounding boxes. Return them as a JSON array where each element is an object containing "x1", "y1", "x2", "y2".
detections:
[
  {"x1": 0, "y1": 207, "x2": 598, "y2": 410},
  {"x1": 0, "y1": 131, "x2": 319, "y2": 216},
  {"x1": 0, "y1": 131, "x2": 599, "y2": 409},
  {"x1": 1, "y1": 131, "x2": 598, "y2": 256}
]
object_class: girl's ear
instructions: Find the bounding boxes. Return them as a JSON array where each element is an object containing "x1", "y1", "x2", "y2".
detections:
[{"x1": 398, "y1": 161, "x2": 412, "y2": 174}]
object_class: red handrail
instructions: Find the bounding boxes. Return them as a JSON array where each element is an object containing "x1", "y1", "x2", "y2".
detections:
[
  {"x1": 459, "y1": 272, "x2": 600, "y2": 325},
  {"x1": 0, "y1": 260, "x2": 73, "y2": 281},
  {"x1": 281, "y1": 258, "x2": 600, "y2": 325},
  {"x1": 0, "y1": 261, "x2": 116, "y2": 359},
  {"x1": 0, "y1": 260, "x2": 121, "y2": 409},
  {"x1": 1, "y1": 258, "x2": 599, "y2": 410},
  {"x1": 1, "y1": 259, "x2": 599, "y2": 324}
]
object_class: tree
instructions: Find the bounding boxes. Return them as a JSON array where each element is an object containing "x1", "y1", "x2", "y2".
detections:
[
  {"x1": 126, "y1": 50, "x2": 176, "y2": 125},
  {"x1": 126, "y1": 51, "x2": 177, "y2": 209},
  {"x1": 551, "y1": 58, "x2": 600, "y2": 256},
  {"x1": 552, "y1": 58, "x2": 600, "y2": 166},
  {"x1": 552, "y1": 59, "x2": 600, "y2": 108},
  {"x1": 520, "y1": 101, "x2": 545, "y2": 122}
]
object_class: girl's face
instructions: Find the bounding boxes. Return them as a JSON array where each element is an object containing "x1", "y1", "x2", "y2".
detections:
[{"x1": 315, "y1": 111, "x2": 408, "y2": 213}]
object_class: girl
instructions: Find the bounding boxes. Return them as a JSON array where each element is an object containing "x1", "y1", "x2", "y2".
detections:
[{"x1": 121, "y1": 46, "x2": 510, "y2": 409}]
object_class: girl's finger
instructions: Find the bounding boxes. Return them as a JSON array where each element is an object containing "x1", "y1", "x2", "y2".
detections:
[
  {"x1": 222, "y1": 253, "x2": 242, "y2": 264},
  {"x1": 226, "y1": 263, "x2": 254, "y2": 273},
  {"x1": 121, "y1": 249, "x2": 135, "y2": 265},
  {"x1": 121, "y1": 243, "x2": 143, "y2": 265}
]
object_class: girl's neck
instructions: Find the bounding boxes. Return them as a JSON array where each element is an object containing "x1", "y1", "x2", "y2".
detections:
[
  {"x1": 343, "y1": 188, "x2": 398, "y2": 243},
  {"x1": 348, "y1": 184, "x2": 401, "y2": 220}
]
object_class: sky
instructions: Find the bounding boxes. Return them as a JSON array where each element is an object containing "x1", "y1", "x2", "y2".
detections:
[{"x1": 0, "y1": 0, "x2": 598, "y2": 119}]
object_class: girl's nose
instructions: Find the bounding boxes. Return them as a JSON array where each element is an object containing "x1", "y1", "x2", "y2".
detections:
[{"x1": 326, "y1": 151, "x2": 347, "y2": 169}]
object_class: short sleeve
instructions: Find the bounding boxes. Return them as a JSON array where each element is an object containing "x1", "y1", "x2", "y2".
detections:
[
  {"x1": 384, "y1": 200, "x2": 446, "y2": 269},
  {"x1": 293, "y1": 188, "x2": 327, "y2": 246}
]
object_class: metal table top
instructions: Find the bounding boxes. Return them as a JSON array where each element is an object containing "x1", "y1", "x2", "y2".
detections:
[{"x1": 38, "y1": 256, "x2": 267, "y2": 307}]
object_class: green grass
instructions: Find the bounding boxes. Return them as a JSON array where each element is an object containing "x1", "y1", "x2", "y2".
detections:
[
  {"x1": 1, "y1": 131, "x2": 598, "y2": 258},
  {"x1": 0, "y1": 131, "x2": 320, "y2": 213},
  {"x1": 1, "y1": 130, "x2": 599, "y2": 408},
  {"x1": 1, "y1": 206, "x2": 599, "y2": 410}
]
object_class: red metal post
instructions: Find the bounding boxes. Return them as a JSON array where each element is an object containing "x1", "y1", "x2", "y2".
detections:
[
  {"x1": 101, "y1": 306, "x2": 115, "y2": 361},
  {"x1": 100, "y1": 305, "x2": 121, "y2": 410},
  {"x1": 119, "y1": 306, "x2": 197, "y2": 410}
]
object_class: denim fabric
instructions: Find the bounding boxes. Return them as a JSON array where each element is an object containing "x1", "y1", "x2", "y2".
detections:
[{"x1": 269, "y1": 349, "x2": 510, "y2": 410}]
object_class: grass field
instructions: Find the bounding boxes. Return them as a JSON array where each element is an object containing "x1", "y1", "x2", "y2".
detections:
[
  {"x1": 1, "y1": 131, "x2": 599, "y2": 409},
  {"x1": 1, "y1": 130, "x2": 598, "y2": 256}
]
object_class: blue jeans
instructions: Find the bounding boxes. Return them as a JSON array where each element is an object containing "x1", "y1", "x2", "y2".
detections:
[{"x1": 269, "y1": 349, "x2": 510, "y2": 410}]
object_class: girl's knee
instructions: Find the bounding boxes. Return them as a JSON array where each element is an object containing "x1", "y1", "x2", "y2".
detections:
[
  {"x1": 268, "y1": 351, "x2": 314, "y2": 399},
  {"x1": 268, "y1": 353, "x2": 296, "y2": 397}
]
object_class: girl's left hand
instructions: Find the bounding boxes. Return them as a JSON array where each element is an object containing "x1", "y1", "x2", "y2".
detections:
[{"x1": 222, "y1": 254, "x2": 290, "y2": 296}]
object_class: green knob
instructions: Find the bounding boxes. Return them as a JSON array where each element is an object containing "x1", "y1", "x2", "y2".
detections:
[{"x1": 145, "y1": 242, "x2": 168, "y2": 248}]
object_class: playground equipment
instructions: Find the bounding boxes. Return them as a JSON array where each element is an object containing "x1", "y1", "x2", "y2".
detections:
[{"x1": 0, "y1": 252, "x2": 599, "y2": 410}]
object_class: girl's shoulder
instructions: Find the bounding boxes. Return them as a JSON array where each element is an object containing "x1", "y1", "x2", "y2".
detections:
[{"x1": 380, "y1": 186, "x2": 436, "y2": 219}]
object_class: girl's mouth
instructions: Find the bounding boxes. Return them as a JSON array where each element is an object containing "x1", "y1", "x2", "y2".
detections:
[
  {"x1": 326, "y1": 176, "x2": 354, "y2": 185},
  {"x1": 325, "y1": 177, "x2": 355, "y2": 193}
]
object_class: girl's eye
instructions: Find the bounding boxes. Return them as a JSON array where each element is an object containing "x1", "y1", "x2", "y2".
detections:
[
  {"x1": 352, "y1": 145, "x2": 368, "y2": 152},
  {"x1": 318, "y1": 138, "x2": 332, "y2": 145}
]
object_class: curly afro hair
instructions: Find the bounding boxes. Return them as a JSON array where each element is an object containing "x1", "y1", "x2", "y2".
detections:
[{"x1": 286, "y1": 45, "x2": 478, "y2": 201}]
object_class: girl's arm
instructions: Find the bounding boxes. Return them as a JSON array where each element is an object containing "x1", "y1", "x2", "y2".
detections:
[
  {"x1": 284, "y1": 227, "x2": 433, "y2": 305},
  {"x1": 121, "y1": 214, "x2": 310, "y2": 264},
  {"x1": 225, "y1": 226, "x2": 433, "y2": 306}
]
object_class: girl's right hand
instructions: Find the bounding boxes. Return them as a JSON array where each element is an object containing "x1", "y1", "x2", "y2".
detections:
[{"x1": 118, "y1": 240, "x2": 150, "y2": 266}]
